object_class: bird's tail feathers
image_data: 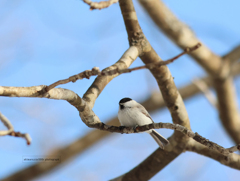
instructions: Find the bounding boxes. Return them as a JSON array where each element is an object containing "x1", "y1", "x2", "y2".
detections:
[{"x1": 150, "y1": 130, "x2": 169, "y2": 149}]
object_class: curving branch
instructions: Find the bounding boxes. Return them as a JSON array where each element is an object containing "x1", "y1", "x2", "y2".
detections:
[
  {"x1": 0, "y1": 112, "x2": 14, "y2": 136},
  {"x1": 46, "y1": 44, "x2": 200, "y2": 92},
  {"x1": 83, "y1": 46, "x2": 139, "y2": 108}
]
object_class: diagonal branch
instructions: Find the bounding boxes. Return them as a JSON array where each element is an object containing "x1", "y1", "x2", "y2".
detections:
[
  {"x1": 139, "y1": 0, "x2": 222, "y2": 76},
  {"x1": 0, "y1": 112, "x2": 14, "y2": 136},
  {"x1": 186, "y1": 139, "x2": 240, "y2": 170},
  {"x1": 45, "y1": 44, "x2": 200, "y2": 92},
  {"x1": 83, "y1": 46, "x2": 139, "y2": 108},
  {"x1": 139, "y1": 0, "x2": 240, "y2": 144}
]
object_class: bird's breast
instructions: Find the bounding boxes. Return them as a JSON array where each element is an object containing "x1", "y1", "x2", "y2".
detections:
[{"x1": 118, "y1": 108, "x2": 152, "y2": 127}]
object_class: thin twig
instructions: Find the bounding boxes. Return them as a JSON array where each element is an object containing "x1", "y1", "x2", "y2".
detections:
[
  {"x1": 226, "y1": 144, "x2": 240, "y2": 153},
  {"x1": 0, "y1": 112, "x2": 32, "y2": 145},
  {"x1": 8, "y1": 131, "x2": 32, "y2": 145},
  {"x1": 0, "y1": 112, "x2": 14, "y2": 136},
  {"x1": 45, "y1": 43, "x2": 201, "y2": 92}
]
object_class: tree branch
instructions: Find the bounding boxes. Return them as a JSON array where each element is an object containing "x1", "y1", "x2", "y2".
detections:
[
  {"x1": 139, "y1": 0, "x2": 222, "y2": 76},
  {"x1": 0, "y1": 112, "x2": 31, "y2": 145},
  {"x1": 0, "y1": 112, "x2": 14, "y2": 136},
  {"x1": 186, "y1": 139, "x2": 240, "y2": 170},
  {"x1": 88, "y1": 122, "x2": 239, "y2": 155},
  {"x1": 45, "y1": 44, "x2": 200, "y2": 92},
  {"x1": 139, "y1": 0, "x2": 240, "y2": 145},
  {"x1": 83, "y1": 46, "x2": 139, "y2": 108},
  {"x1": 83, "y1": 0, "x2": 118, "y2": 10}
]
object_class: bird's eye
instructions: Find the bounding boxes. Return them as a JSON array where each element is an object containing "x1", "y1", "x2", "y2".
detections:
[{"x1": 120, "y1": 105, "x2": 124, "y2": 109}]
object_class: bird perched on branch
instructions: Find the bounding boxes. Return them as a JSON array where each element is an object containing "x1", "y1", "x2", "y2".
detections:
[{"x1": 118, "y1": 98, "x2": 169, "y2": 149}]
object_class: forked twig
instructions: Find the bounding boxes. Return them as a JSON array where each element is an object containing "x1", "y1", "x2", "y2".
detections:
[{"x1": 45, "y1": 43, "x2": 201, "y2": 92}]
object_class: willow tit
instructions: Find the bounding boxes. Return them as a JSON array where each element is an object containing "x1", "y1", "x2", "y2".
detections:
[{"x1": 118, "y1": 98, "x2": 169, "y2": 149}]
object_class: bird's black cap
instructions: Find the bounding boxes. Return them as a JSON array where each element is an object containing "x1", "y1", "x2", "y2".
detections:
[{"x1": 119, "y1": 98, "x2": 132, "y2": 104}]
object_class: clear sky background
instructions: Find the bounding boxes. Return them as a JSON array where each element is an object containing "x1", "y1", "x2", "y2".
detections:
[{"x1": 1, "y1": 0, "x2": 240, "y2": 180}]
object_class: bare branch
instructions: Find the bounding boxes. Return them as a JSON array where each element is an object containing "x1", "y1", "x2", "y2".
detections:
[
  {"x1": 223, "y1": 44, "x2": 240, "y2": 64},
  {"x1": 88, "y1": 122, "x2": 238, "y2": 155},
  {"x1": 83, "y1": 0, "x2": 118, "y2": 10},
  {"x1": 139, "y1": 0, "x2": 222, "y2": 76},
  {"x1": 0, "y1": 86, "x2": 78, "y2": 101},
  {"x1": 0, "y1": 112, "x2": 14, "y2": 136},
  {"x1": 48, "y1": 47, "x2": 138, "y2": 92},
  {"x1": 186, "y1": 140, "x2": 240, "y2": 170},
  {"x1": 45, "y1": 44, "x2": 200, "y2": 92},
  {"x1": 140, "y1": 0, "x2": 240, "y2": 145},
  {"x1": 0, "y1": 112, "x2": 31, "y2": 145},
  {"x1": 82, "y1": 46, "x2": 140, "y2": 109},
  {"x1": 1, "y1": 85, "x2": 235, "y2": 154},
  {"x1": 8, "y1": 131, "x2": 32, "y2": 145}
]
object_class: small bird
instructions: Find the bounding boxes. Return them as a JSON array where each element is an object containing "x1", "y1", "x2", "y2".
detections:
[{"x1": 118, "y1": 98, "x2": 169, "y2": 149}]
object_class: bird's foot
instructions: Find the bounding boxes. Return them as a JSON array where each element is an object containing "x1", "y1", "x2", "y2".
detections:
[{"x1": 133, "y1": 125, "x2": 139, "y2": 132}]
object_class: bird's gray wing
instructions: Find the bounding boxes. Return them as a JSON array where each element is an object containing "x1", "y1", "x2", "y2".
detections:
[
  {"x1": 136, "y1": 104, "x2": 154, "y2": 123},
  {"x1": 136, "y1": 104, "x2": 169, "y2": 149}
]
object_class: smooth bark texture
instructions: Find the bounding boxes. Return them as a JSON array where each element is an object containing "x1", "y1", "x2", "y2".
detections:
[{"x1": 139, "y1": 0, "x2": 240, "y2": 144}]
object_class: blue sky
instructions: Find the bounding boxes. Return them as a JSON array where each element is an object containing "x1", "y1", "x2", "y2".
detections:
[{"x1": 1, "y1": 0, "x2": 240, "y2": 180}]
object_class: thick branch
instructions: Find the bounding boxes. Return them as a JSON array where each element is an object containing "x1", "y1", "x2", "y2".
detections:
[
  {"x1": 214, "y1": 77, "x2": 240, "y2": 143},
  {"x1": 186, "y1": 139, "x2": 240, "y2": 170},
  {"x1": 140, "y1": 0, "x2": 240, "y2": 145},
  {"x1": 0, "y1": 86, "x2": 103, "y2": 126},
  {"x1": 139, "y1": 0, "x2": 222, "y2": 76}
]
